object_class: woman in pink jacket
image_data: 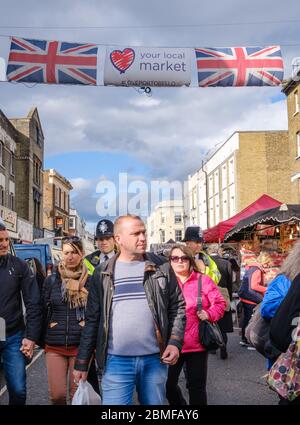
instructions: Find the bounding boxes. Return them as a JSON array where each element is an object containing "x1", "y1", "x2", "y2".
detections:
[{"x1": 166, "y1": 244, "x2": 226, "y2": 405}]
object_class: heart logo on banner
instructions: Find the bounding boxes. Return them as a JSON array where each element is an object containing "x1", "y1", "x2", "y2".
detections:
[{"x1": 110, "y1": 48, "x2": 135, "y2": 74}]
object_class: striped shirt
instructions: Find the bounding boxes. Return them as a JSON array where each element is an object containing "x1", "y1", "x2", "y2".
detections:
[{"x1": 107, "y1": 260, "x2": 159, "y2": 356}]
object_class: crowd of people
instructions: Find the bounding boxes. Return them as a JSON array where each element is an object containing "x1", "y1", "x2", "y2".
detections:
[{"x1": 0, "y1": 217, "x2": 299, "y2": 405}]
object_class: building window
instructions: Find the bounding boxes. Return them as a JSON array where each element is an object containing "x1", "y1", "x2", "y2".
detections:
[
  {"x1": 0, "y1": 142, "x2": 3, "y2": 167},
  {"x1": 9, "y1": 152, "x2": 14, "y2": 176},
  {"x1": 59, "y1": 188, "x2": 62, "y2": 208},
  {"x1": 175, "y1": 230, "x2": 182, "y2": 242},
  {"x1": 33, "y1": 157, "x2": 41, "y2": 187},
  {"x1": 0, "y1": 186, "x2": 4, "y2": 205},
  {"x1": 174, "y1": 212, "x2": 182, "y2": 224},
  {"x1": 9, "y1": 193, "x2": 14, "y2": 210},
  {"x1": 297, "y1": 132, "x2": 300, "y2": 157},
  {"x1": 55, "y1": 186, "x2": 60, "y2": 207},
  {"x1": 160, "y1": 229, "x2": 165, "y2": 243},
  {"x1": 295, "y1": 91, "x2": 299, "y2": 114},
  {"x1": 161, "y1": 212, "x2": 166, "y2": 224},
  {"x1": 69, "y1": 217, "x2": 76, "y2": 229}
]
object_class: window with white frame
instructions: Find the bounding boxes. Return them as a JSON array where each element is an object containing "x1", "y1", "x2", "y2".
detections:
[
  {"x1": 174, "y1": 212, "x2": 182, "y2": 224},
  {"x1": 297, "y1": 132, "x2": 300, "y2": 157},
  {"x1": 295, "y1": 91, "x2": 299, "y2": 114},
  {"x1": 175, "y1": 230, "x2": 182, "y2": 242},
  {"x1": 161, "y1": 211, "x2": 166, "y2": 224},
  {"x1": 69, "y1": 217, "x2": 76, "y2": 229},
  {"x1": 160, "y1": 229, "x2": 165, "y2": 243}
]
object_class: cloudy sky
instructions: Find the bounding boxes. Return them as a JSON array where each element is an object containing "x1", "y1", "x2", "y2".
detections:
[{"x1": 0, "y1": 0, "x2": 299, "y2": 232}]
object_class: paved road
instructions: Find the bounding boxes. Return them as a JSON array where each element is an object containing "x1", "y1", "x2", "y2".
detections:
[{"x1": 0, "y1": 330, "x2": 278, "y2": 405}]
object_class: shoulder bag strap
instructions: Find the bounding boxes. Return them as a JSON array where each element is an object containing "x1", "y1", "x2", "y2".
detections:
[{"x1": 197, "y1": 273, "x2": 203, "y2": 312}]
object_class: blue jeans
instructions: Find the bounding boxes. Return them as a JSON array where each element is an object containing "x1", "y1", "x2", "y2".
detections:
[
  {"x1": 102, "y1": 353, "x2": 168, "y2": 405},
  {"x1": 0, "y1": 330, "x2": 26, "y2": 405}
]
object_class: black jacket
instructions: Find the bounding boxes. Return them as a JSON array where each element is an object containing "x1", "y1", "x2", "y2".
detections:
[
  {"x1": 84, "y1": 250, "x2": 101, "y2": 268},
  {"x1": 42, "y1": 271, "x2": 90, "y2": 347},
  {"x1": 0, "y1": 253, "x2": 42, "y2": 341},
  {"x1": 211, "y1": 254, "x2": 234, "y2": 334},
  {"x1": 75, "y1": 253, "x2": 186, "y2": 372},
  {"x1": 270, "y1": 273, "x2": 300, "y2": 353},
  {"x1": 210, "y1": 255, "x2": 233, "y2": 299}
]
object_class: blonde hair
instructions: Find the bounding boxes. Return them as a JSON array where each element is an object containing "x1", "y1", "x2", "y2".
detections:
[{"x1": 279, "y1": 241, "x2": 300, "y2": 282}]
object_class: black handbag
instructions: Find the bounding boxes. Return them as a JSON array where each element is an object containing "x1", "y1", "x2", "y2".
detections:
[{"x1": 197, "y1": 274, "x2": 225, "y2": 351}]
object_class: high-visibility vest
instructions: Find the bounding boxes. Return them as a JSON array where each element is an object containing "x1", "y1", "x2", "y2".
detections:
[
  {"x1": 83, "y1": 258, "x2": 95, "y2": 276},
  {"x1": 200, "y1": 252, "x2": 221, "y2": 285}
]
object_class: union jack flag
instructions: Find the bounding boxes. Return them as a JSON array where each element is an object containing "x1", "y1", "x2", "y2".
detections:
[
  {"x1": 6, "y1": 37, "x2": 98, "y2": 85},
  {"x1": 195, "y1": 46, "x2": 283, "y2": 87}
]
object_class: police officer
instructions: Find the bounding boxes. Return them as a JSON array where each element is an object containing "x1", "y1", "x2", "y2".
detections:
[
  {"x1": 84, "y1": 219, "x2": 116, "y2": 276},
  {"x1": 183, "y1": 226, "x2": 221, "y2": 284}
]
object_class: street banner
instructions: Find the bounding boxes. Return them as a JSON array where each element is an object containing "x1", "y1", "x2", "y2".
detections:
[
  {"x1": 195, "y1": 46, "x2": 284, "y2": 87},
  {"x1": 104, "y1": 46, "x2": 191, "y2": 87},
  {"x1": 6, "y1": 37, "x2": 98, "y2": 85}
]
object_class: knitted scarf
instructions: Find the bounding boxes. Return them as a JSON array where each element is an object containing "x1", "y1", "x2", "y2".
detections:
[{"x1": 58, "y1": 261, "x2": 89, "y2": 309}]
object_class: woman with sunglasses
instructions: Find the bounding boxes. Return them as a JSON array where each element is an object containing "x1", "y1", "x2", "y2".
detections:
[
  {"x1": 166, "y1": 244, "x2": 226, "y2": 405},
  {"x1": 41, "y1": 236, "x2": 98, "y2": 404}
]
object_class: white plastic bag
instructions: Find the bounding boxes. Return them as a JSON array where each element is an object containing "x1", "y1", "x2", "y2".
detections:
[{"x1": 72, "y1": 380, "x2": 101, "y2": 405}]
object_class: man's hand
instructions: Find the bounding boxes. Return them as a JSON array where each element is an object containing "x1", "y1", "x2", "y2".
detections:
[
  {"x1": 161, "y1": 345, "x2": 179, "y2": 365},
  {"x1": 73, "y1": 370, "x2": 88, "y2": 385},
  {"x1": 20, "y1": 338, "x2": 35, "y2": 359}
]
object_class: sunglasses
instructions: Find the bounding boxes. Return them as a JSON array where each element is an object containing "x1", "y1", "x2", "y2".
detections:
[
  {"x1": 170, "y1": 255, "x2": 190, "y2": 263},
  {"x1": 62, "y1": 236, "x2": 81, "y2": 243}
]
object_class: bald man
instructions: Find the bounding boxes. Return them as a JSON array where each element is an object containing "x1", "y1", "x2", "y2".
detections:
[{"x1": 74, "y1": 215, "x2": 186, "y2": 405}]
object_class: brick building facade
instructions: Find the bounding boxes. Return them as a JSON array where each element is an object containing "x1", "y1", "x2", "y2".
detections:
[
  {"x1": 43, "y1": 169, "x2": 72, "y2": 236},
  {"x1": 10, "y1": 107, "x2": 44, "y2": 239},
  {"x1": 185, "y1": 130, "x2": 291, "y2": 229},
  {"x1": 282, "y1": 77, "x2": 300, "y2": 202},
  {"x1": 0, "y1": 110, "x2": 18, "y2": 239}
]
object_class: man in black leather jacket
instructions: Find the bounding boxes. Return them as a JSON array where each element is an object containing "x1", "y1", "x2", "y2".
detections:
[
  {"x1": 0, "y1": 223, "x2": 42, "y2": 405},
  {"x1": 74, "y1": 215, "x2": 186, "y2": 405}
]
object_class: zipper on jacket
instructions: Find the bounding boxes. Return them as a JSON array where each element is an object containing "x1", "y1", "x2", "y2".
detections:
[{"x1": 65, "y1": 302, "x2": 69, "y2": 347}]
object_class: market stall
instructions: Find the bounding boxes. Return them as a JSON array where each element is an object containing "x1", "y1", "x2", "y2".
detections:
[
  {"x1": 203, "y1": 194, "x2": 281, "y2": 243},
  {"x1": 224, "y1": 204, "x2": 300, "y2": 284}
]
